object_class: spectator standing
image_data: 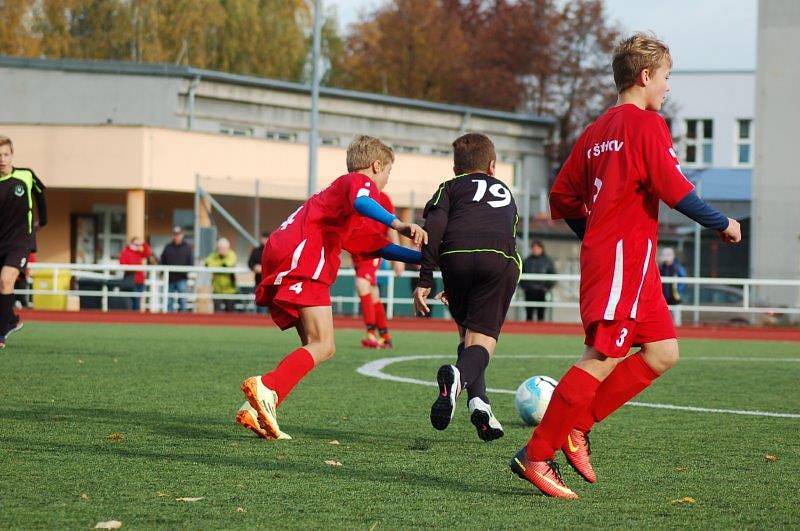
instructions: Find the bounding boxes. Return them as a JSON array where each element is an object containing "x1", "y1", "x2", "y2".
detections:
[
  {"x1": 521, "y1": 241, "x2": 556, "y2": 321},
  {"x1": 160, "y1": 226, "x2": 194, "y2": 312},
  {"x1": 248, "y1": 231, "x2": 270, "y2": 286},
  {"x1": 119, "y1": 237, "x2": 151, "y2": 311},
  {"x1": 248, "y1": 231, "x2": 270, "y2": 314},
  {"x1": 205, "y1": 237, "x2": 238, "y2": 312},
  {"x1": 658, "y1": 247, "x2": 686, "y2": 325}
]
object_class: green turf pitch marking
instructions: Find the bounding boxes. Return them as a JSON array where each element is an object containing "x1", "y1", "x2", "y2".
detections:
[{"x1": 357, "y1": 355, "x2": 800, "y2": 419}]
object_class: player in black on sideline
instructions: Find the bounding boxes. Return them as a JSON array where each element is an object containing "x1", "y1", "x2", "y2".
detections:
[
  {"x1": 0, "y1": 135, "x2": 47, "y2": 349},
  {"x1": 413, "y1": 133, "x2": 520, "y2": 442}
]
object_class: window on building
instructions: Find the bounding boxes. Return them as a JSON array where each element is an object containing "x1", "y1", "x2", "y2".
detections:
[
  {"x1": 92, "y1": 205, "x2": 127, "y2": 263},
  {"x1": 220, "y1": 125, "x2": 253, "y2": 136},
  {"x1": 393, "y1": 144, "x2": 419, "y2": 154},
  {"x1": 684, "y1": 119, "x2": 713, "y2": 166},
  {"x1": 320, "y1": 136, "x2": 339, "y2": 146},
  {"x1": 430, "y1": 147, "x2": 451, "y2": 157},
  {"x1": 736, "y1": 119, "x2": 754, "y2": 166},
  {"x1": 265, "y1": 130, "x2": 297, "y2": 142}
]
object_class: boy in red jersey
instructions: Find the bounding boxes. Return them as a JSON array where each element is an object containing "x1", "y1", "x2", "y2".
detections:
[
  {"x1": 346, "y1": 189, "x2": 404, "y2": 349},
  {"x1": 509, "y1": 33, "x2": 741, "y2": 499},
  {"x1": 237, "y1": 135, "x2": 426, "y2": 440}
]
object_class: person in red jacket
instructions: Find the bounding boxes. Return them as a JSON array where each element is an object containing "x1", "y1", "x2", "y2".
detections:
[{"x1": 119, "y1": 237, "x2": 152, "y2": 311}]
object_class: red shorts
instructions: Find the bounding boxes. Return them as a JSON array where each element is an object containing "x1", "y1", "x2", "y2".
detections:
[
  {"x1": 584, "y1": 300, "x2": 676, "y2": 358},
  {"x1": 354, "y1": 258, "x2": 381, "y2": 286},
  {"x1": 255, "y1": 280, "x2": 331, "y2": 330}
]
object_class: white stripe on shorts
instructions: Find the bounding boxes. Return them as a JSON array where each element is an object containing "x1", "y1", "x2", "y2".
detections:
[
  {"x1": 274, "y1": 239, "x2": 307, "y2": 285},
  {"x1": 630, "y1": 238, "x2": 653, "y2": 319},
  {"x1": 603, "y1": 239, "x2": 624, "y2": 320}
]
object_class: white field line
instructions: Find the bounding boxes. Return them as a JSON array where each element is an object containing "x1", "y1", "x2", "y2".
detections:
[{"x1": 356, "y1": 355, "x2": 800, "y2": 420}]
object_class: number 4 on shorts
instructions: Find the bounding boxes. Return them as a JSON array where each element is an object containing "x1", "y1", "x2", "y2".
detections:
[{"x1": 289, "y1": 282, "x2": 303, "y2": 294}]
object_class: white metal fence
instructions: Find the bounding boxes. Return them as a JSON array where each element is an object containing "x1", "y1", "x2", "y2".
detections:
[{"x1": 14, "y1": 262, "x2": 800, "y2": 325}]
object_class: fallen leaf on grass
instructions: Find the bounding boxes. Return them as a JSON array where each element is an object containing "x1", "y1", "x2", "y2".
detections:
[
  {"x1": 369, "y1": 522, "x2": 379, "y2": 531},
  {"x1": 324, "y1": 460, "x2": 342, "y2": 467},
  {"x1": 77, "y1": 359, "x2": 84, "y2": 364},
  {"x1": 670, "y1": 497, "x2": 696, "y2": 505},
  {"x1": 94, "y1": 521, "x2": 122, "y2": 529},
  {"x1": 765, "y1": 454, "x2": 778, "y2": 462},
  {"x1": 236, "y1": 507, "x2": 246, "y2": 513},
  {"x1": 329, "y1": 440, "x2": 340, "y2": 445},
  {"x1": 175, "y1": 497, "x2": 204, "y2": 502},
  {"x1": 155, "y1": 492, "x2": 168, "y2": 497},
  {"x1": 675, "y1": 466, "x2": 687, "y2": 472},
  {"x1": 106, "y1": 432, "x2": 124, "y2": 443},
  {"x1": 80, "y1": 493, "x2": 90, "y2": 501}
]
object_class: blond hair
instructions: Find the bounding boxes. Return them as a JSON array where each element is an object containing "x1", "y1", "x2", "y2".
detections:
[
  {"x1": 452, "y1": 133, "x2": 496, "y2": 174},
  {"x1": 346, "y1": 135, "x2": 394, "y2": 172},
  {"x1": 612, "y1": 32, "x2": 672, "y2": 93},
  {"x1": 0, "y1": 135, "x2": 13, "y2": 152}
]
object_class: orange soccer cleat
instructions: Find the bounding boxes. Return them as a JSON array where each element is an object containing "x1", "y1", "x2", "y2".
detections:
[
  {"x1": 509, "y1": 446, "x2": 579, "y2": 500},
  {"x1": 361, "y1": 332, "x2": 380, "y2": 349},
  {"x1": 562, "y1": 429, "x2": 596, "y2": 483},
  {"x1": 240, "y1": 377, "x2": 291, "y2": 440}
]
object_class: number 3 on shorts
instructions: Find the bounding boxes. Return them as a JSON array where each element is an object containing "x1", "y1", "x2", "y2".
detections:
[
  {"x1": 289, "y1": 282, "x2": 303, "y2": 294},
  {"x1": 615, "y1": 327, "x2": 628, "y2": 348}
]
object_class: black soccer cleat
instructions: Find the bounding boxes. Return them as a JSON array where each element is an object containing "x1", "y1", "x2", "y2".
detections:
[
  {"x1": 430, "y1": 365, "x2": 461, "y2": 431},
  {"x1": 468, "y1": 397, "x2": 504, "y2": 442}
]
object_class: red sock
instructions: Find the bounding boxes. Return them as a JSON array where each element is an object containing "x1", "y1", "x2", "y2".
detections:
[
  {"x1": 374, "y1": 301, "x2": 388, "y2": 332},
  {"x1": 526, "y1": 366, "x2": 601, "y2": 461},
  {"x1": 574, "y1": 352, "x2": 660, "y2": 432},
  {"x1": 359, "y1": 294, "x2": 376, "y2": 329},
  {"x1": 260, "y1": 348, "x2": 315, "y2": 407}
]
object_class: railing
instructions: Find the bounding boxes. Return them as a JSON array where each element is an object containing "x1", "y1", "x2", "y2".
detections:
[{"x1": 15, "y1": 262, "x2": 800, "y2": 325}]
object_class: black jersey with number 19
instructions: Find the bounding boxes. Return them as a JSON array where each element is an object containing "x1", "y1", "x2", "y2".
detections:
[
  {"x1": 421, "y1": 172, "x2": 519, "y2": 264},
  {"x1": 419, "y1": 172, "x2": 520, "y2": 339}
]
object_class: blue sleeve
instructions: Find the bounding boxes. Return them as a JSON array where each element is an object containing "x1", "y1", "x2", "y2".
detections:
[
  {"x1": 674, "y1": 191, "x2": 729, "y2": 231},
  {"x1": 354, "y1": 196, "x2": 397, "y2": 228},
  {"x1": 378, "y1": 243, "x2": 421, "y2": 265}
]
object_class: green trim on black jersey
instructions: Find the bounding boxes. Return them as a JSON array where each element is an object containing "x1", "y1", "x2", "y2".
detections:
[
  {"x1": 431, "y1": 172, "x2": 470, "y2": 206},
  {"x1": 439, "y1": 248, "x2": 523, "y2": 281},
  {"x1": 2, "y1": 168, "x2": 38, "y2": 234}
]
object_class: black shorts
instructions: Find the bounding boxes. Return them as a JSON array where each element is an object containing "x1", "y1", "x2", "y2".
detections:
[
  {"x1": 440, "y1": 251, "x2": 520, "y2": 339},
  {"x1": 0, "y1": 245, "x2": 30, "y2": 271}
]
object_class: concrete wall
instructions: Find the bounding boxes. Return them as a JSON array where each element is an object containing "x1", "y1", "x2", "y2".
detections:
[
  {"x1": 668, "y1": 71, "x2": 754, "y2": 168},
  {"x1": 0, "y1": 124, "x2": 514, "y2": 207},
  {"x1": 752, "y1": 0, "x2": 800, "y2": 304}
]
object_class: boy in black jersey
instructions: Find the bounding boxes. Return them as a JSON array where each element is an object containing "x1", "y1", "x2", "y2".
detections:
[
  {"x1": 413, "y1": 133, "x2": 520, "y2": 441},
  {"x1": 0, "y1": 135, "x2": 47, "y2": 348}
]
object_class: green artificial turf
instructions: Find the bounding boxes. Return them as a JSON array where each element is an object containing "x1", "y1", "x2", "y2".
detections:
[{"x1": 1, "y1": 322, "x2": 798, "y2": 529}]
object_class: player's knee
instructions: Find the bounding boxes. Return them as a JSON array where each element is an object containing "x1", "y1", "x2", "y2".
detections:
[
  {"x1": 647, "y1": 340, "x2": 679, "y2": 373},
  {"x1": 319, "y1": 339, "x2": 336, "y2": 362}
]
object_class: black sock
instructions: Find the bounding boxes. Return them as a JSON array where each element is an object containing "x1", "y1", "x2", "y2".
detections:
[
  {"x1": 457, "y1": 342, "x2": 489, "y2": 403},
  {"x1": 0, "y1": 294, "x2": 13, "y2": 334},
  {"x1": 455, "y1": 344, "x2": 490, "y2": 391}
]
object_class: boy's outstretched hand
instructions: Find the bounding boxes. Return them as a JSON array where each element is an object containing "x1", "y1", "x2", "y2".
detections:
[
  {"x1": 392, "y1": 219, "x2": 428, "y2": 246},
  {"x1": 413, "y1": 286, "x2": 431, "y2": 315},
  {"x1": 720, "y1": 218, "x2": 742, "y2": 244}
]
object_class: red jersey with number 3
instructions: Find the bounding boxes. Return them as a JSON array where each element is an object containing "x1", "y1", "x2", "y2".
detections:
[
  {"x1": 550, "y1": 104, "x2": 694, "y2": 326},
  {"x1": 259, "y1": 172, "x2": 382, "y2": 290}
]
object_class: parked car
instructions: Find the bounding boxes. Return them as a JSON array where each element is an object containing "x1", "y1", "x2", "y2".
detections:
[{"x1": 679, "y1": 285, "x2": 791, "y2": 326}]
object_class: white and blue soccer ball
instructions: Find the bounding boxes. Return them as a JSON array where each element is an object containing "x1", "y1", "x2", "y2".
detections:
[{"x1": 515, "y1": 375, "x2": 558, "y2": 426}]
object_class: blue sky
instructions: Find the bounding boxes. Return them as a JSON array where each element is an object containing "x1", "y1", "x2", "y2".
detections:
[{"x1": 326, "y1": 0, "x2": 757, "y2": 70}]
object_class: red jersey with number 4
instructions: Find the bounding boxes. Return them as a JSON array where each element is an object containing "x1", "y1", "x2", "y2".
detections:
[
  {"x1": 258, "y1": 172, "x2": 382, "y2": 291},
  {"x1": 344, "y1": 190, "x2": 394, "y2": 262},
  {"x1": 550, "y1": 104, "x2": 694, "y2": 326}
]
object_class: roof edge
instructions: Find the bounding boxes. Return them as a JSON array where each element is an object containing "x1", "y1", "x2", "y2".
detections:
[{"x1": 0, "y1": 55, "x2": 555, "y2": 126}]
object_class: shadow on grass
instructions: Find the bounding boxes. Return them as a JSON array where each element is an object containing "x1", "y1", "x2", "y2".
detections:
[
  {"x1": 0, "y1": 405, "x2": 479, "y2": 446},
  {"x1": 0, "y1": 429, "x2": 526, "y2": 497}
]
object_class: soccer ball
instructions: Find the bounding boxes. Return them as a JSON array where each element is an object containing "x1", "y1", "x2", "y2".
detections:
[{"x1": 514, "y1": 375, "x2": 558, "y2": 426}]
